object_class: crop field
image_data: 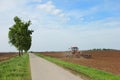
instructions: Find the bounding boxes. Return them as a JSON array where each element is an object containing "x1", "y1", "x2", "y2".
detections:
[
  {"x1": 0, "y1": 53, "x2": 17, "y2": 62},
  {"x1": 38, "y1": 50, "x2": 120, "y2": 75}
]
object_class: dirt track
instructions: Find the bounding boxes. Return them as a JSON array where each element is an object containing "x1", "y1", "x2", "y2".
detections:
[{"x1": 29, "y1": 53, "x2": 83, "y2": 80}]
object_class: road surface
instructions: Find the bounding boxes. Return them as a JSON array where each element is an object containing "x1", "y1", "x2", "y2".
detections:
[{"x1": 29, "y1": 53, "x2": 83, "y2": 80}]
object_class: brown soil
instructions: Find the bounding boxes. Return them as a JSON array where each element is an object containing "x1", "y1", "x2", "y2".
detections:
[
  {"x1": 38, "y1": 50, "x2": 120, "y2": 75},
  {"x1": 0, "y1": 52, "x2": 17, "y2": 62}
]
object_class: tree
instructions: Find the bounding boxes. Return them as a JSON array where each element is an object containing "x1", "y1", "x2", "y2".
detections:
[{"x1": 8, "y1": 16, "x2": 33, "y2": 56}]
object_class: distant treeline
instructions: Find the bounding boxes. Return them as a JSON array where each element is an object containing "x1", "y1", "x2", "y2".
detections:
[{"x1": 89, "y1": 48, "x2": 116, "y2": 51}]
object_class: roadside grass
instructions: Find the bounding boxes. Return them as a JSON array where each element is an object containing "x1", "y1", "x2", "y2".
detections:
[
  {"x1": 36, "y1": 53, "x2": 120, "y2": 80},
  {"x1": 0, "y1": 54, "x2": 31, "y2": 80}
]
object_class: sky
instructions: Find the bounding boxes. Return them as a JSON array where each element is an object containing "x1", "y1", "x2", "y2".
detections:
[{"x1": 0, "y1": 0, "x2": 120, "y2": 52}]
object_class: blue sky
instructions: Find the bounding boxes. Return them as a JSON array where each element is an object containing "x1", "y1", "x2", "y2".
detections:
[{"x1": 0, "y1": 0, "x2": 120, "y2": 52}]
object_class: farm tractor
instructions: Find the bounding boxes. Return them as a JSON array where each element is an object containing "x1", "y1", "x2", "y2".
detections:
[{"x1": 66, "y1": 46, "x2": 91, "y2": 58}]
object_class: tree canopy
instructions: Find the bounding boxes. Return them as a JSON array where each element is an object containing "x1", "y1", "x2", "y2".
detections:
[{"x1": 8, "y1": 16, "x2": 33, "y2": 56}]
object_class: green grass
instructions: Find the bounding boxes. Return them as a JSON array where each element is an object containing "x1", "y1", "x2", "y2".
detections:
[
  {"x1": 36, "y1": 53, "x2": 120, "y2": 80},
  {"x1": 0, "y1": 54, "x2": 31, "y2": 80}
]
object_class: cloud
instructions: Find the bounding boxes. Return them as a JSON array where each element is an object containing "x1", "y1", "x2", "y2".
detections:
[
  {"x1": 66, "y1": 5, "x2": 100, "y2": 23},
  {"x1": 31, "y1": 24, "x2": 120, "y2": 51},
  {"x1": 0, "y1": 22, "x2": 17, "y2": 52},
  {"x1": 37, "y1": 1, "x2": 65, "y2": 18},
  {"x1": 33, "y1": 0, "x2": 42, "y2": 3},
  {"x1": 0, "y1": 0, "x2": 15, "y2": 12},
  {"x1": 85, "y1": 17, "x2": 120, "y2": 29},
  {"x1": 0, "y1": 0, "x2": 26, "y2": 12}
]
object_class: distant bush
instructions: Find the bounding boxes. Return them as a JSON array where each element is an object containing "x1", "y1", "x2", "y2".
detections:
[
  {"x1": 102, "y1": 48, "x2": 114, "y2": 51},
  {"x1": 90, "y1": 48, "x2": 114, "y2": 51}
]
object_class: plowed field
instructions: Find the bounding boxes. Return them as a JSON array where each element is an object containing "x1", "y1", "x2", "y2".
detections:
[{"x1": 0, "y1": 53, "x2": 17, "y2": 62}]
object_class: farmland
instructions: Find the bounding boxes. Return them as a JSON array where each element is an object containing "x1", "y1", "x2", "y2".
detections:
[
  {"x1": 38, "y1": 50, "x2": 120, "y2": 75},
  {"x1": 0, "y1": 53, "x2": 17, "y2": 62}
]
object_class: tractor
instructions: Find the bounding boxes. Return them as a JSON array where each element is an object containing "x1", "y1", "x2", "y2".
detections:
[
  {"x1": 71, "y1": 47, "x2": 81, "y2": 58},
  {"x1": 66, "y1": 46, "x2": 81, "y2": 58},
  {"x1": 66, "y1": 46, "x2": 91, "y2": 58}
]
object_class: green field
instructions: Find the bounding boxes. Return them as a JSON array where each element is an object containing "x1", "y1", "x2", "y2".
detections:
[
  {"x1": 0, "y1": 54, "x2": 31, "y2": 80},
  {"x1": 36, "y1": 53, "x2": 120, "y2": 80}
]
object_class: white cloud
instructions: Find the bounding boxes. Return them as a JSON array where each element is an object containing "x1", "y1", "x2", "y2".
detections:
[
  {"x1": 85, "y1": 17, "x2": 120, "y2": 29},
  {"x1": 37, "y1": 1, "x2": 66, "y2": 18},
  {"x1": 31, "y1": 24, "x2": 120, "y2": 51},
  {"x1": 59, "y1": 13, "x2": 65, "y2": 17},
  {"x1": 33, "y1": 0, "x2": 42, "y2": 2},
  {"x1": 0, "y1": 21, "x2": 17, "y2": 52},
  {"x1": 53, "y1": 9, "x2": 62, "y2": 15},
  {"x1": 67, "y1": 6, "x2": 100, "y2": 22},
  {"x1": 0, "y1": 0, "x2": 15, "y2": 12},
  {"x1": 0, "y1": 0, "x2": 26, "y2": 12}
]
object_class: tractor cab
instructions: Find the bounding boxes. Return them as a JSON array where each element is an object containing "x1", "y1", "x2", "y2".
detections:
[{"x1": 71, "y1": 47, "x2": 79, "y2": 54}]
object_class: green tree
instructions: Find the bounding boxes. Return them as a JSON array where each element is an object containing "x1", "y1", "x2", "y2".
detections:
[{"x1": 8, "y1": 16, "x2": 33, "y2": 56}]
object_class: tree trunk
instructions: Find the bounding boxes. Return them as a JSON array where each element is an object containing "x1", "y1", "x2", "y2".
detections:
[
  {"x1": 19, "y1": 50, "x2": 21, "y2": 56},
  {"x1": 21, "y1": 50, "x2": 23, "y2": 55}
]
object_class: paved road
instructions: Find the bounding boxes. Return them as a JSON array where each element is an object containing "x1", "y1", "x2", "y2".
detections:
[{"x1": 29, "y1": 53, "x2": 83, "y2": 80}]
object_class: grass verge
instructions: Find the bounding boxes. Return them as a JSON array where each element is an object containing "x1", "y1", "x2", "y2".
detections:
[
  {"x1": 0, "y1": 54, "x2": 31, "y2": 80},
  {"x1": 36, "y1": 53, "x2": 120, "y2": 80}
]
